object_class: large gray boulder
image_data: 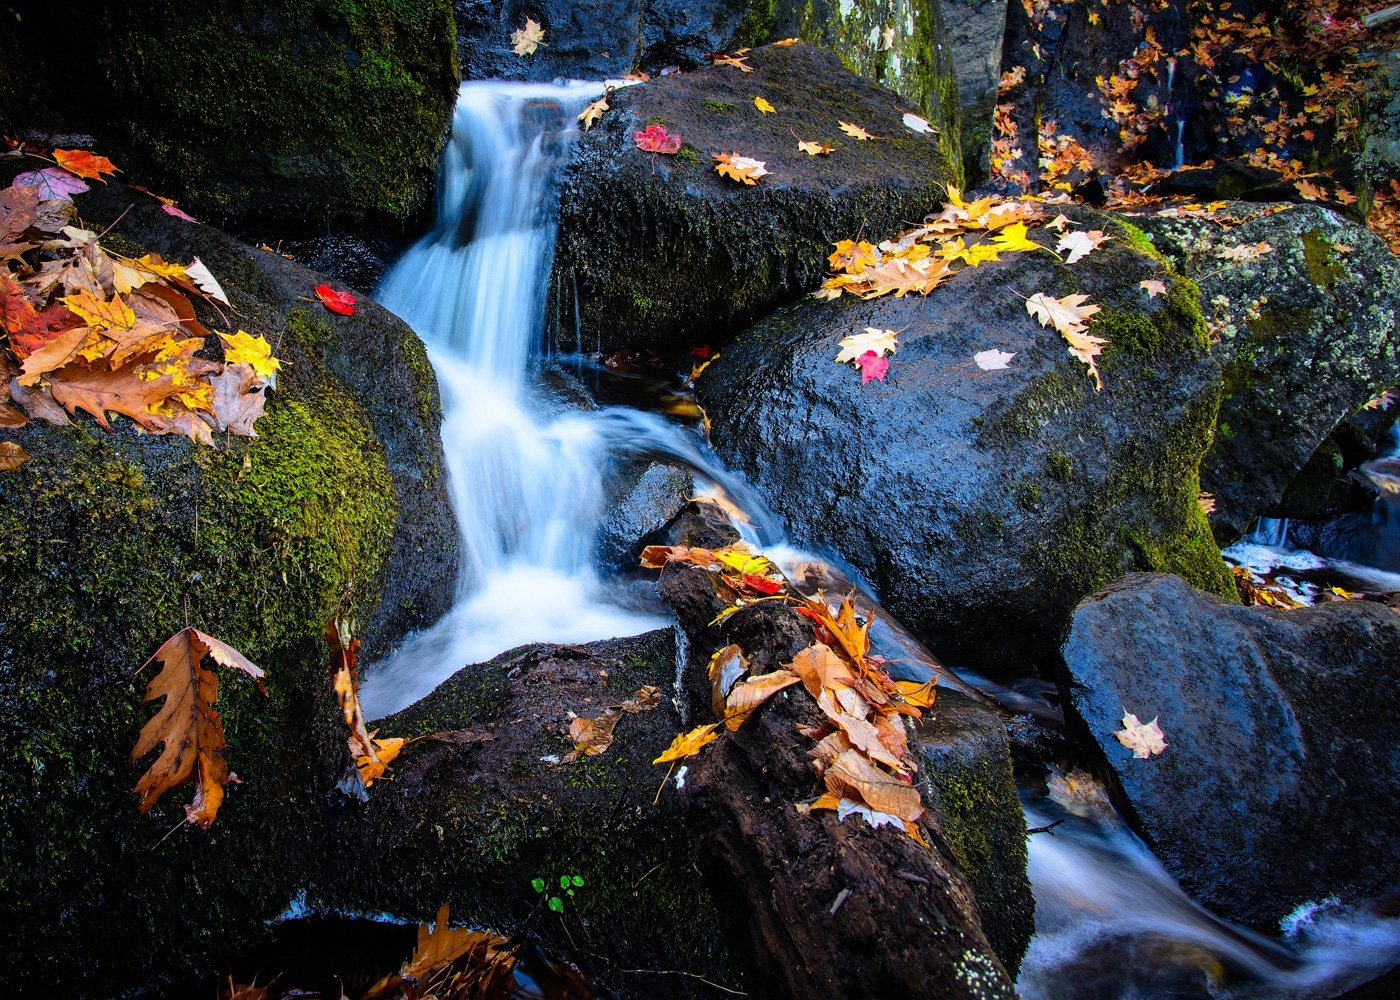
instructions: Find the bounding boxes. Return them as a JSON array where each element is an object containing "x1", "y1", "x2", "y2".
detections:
[
  {"x1": 549, "y1": 41, "x2": 956, "y2": 355},
  {"x1": 1059, "y1": 573, "x2": 1400, "y2": 932},
  {"x1": 695, "y1": 206, "x2": 1234, "y2": 668},
  {"x1": 1133, "y1": 203, "x2": 1400, "y2": 543}
]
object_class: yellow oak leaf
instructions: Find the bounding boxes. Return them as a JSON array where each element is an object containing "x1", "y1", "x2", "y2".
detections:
[
  {"x1": 1057, "y1": 229, "x2": 1112, "y2": 264},
  {"x1": 578, "y1": 97, "x2": 609, "y2": 130},
  {"x1": 838, "y1": 121, "x2": 874, "y2": 140},
  {"x1": 1026, "y1": 292, "x2": 1105, "y2": 389}
]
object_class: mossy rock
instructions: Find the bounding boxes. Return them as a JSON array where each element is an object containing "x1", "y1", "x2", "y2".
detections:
[
  {"x1": 7, "y1": 0, "x2": 458, "y2": 223},
  {"x1": 1134, "y1": 203, "x2": 1400, "y2": 543},
  {"x1": 318, "y1": 630, "x2": 741, "y2": 996},
  {"x1": 0, "y1": 171, "x2": 457, "y2": 996},
  {"x1": 697, "y1": 204, "x2": 1234, "y2": 669},
  {"x1": 549, "y1": 42, "x2": 956, "y2": 356}
]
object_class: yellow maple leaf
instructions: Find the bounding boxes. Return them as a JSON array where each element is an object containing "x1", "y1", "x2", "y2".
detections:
[
  {"x1": 828, "y1": 239, "x2": 878, "y2": 272},
  {"x1": 511, "y1": 18, "x2": 546, "y2": 55},
  {"x1": 990, "y1": 222, "x2": 1049, "y2": 255},
  {"x1": 1114, "y1": 710, "x2": 1167, "y2": 759},
  {"x1": 772, "y1": 36, "x2": 799, "y2": 46},
  {"x1": 935, "y1": 236, "x2": 1002, "y2": 266},
  {"x1": 61, "y1": 290, "x2": 136, "y2": 331},
  {"x1": 838, "y1": 121, "x2": 874, "y2": 140},
  {"x1": 834, "y1": 327, "x2": 898, "y2": 363},
  {"x1": 753, "y1": 96, "x2": 775, "y2": 113},
  {"x1": 798, "y1": 139, "x2": 834, "y2": 155},
  {"x1": 712, "y1": 152, "x2": 768, "y2": 184},
  {"x1": 578, "y1": 97, "x2": 609, "y2": 130},
  {"x1": 218, "y1": 330, "x2": 282, "y2": 380},
  {"x1": 1026, "y1": 292, "x2": 1105, "y2": 389}
]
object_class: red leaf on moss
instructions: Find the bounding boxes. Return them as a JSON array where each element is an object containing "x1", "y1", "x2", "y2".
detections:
[{"x1": 314, "y1": 284, "x2": 357, "y2": 315}]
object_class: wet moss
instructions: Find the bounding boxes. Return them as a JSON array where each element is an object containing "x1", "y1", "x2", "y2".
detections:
[
  {"x1": 700, "y1": 99, "x2": 737, "y2": 113},
  {"x1": 732, "y1": 0, "x2": 775, "y2": 48},
  {"x1": 1301, "y1": 227, "x2": 1347, "y2": 291},
  {"x1": 1048, "y1": 451, "x2": 1073, "y2": 481},
  {"x1": 1098, "y1": 308, "x2": 1162, "y2": 356}
]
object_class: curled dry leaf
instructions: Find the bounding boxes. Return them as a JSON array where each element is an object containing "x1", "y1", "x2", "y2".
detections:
[
  {"x1": 722, "y1": 670, "x2": 802, "y2": 730},
  {"x1": 184, "y1": 257, "x2": 228, "y2": 304},
  {"x1": 894, "y1": 678, "x2": 936, "y2": 708},
  {"x1": 161, "y1": 203, "x2": 198, "y2": 223},
  {"x1": 578, "y1": 96, "x2": 609, "y2": 130},
  {"x1": 562, "y1": 708, "x2": 623, "y2": 763},
  {"x1": 772, "y1": 36, "x2": 799, "y2": 45},
  {"x1": 712, "y1": 152, "x2": 768, "y2": 184},
  {"x1": 654, "y1": 723, "x2": 720, "y2": 764},
  {"x1": 707, "y1": 51, "x2": 753, "y2": 71},
  {"x1": 1115, "y1": 710, "x2": 1168, "y2": 759},
  {"x1": 511, "y1": 18, "x2": 546, "y2": 55},
  {"x1": 326, "y1": 617, "x2": 382, "y2": 786},
  {"x1": 709, "y1": 643, "x2": 750, "y2": 720},
  {"x1": 620, "y1": 684, "x2": 663, "y2": 713},
  {"x1": 0, "y1": 440, "x2": 30, "y2": 469},
  {"x1": 350, "y1": 730, "x2": 406, "y2": 786}
]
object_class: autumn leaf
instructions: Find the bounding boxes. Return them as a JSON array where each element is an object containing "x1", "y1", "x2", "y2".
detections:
[
  {"x1": 1115, "y1": 710, "x2": 1167, "y2": 759},
  {"x1": 47, "y1": 355, "x2": 191, "y2": 432},
  {"x1": 363, "y1": 903, "x2": 518, "y2": 1000},
  {"x1": 935, "y1": 236, "x2": 1002, "y2": 267},
  {"x1": 990, "y1": 222, "x2": 1051, "y2": 255},
  {"x1": 326, "y1": 617, "x2": 384, "y2": 787},
  {"x1": 204, "y1": 362, "x2": 268, "y2": 437},
  {"x1": 1045, "y1": 213, "x2": 1073, "y2": 232},
  {"x1": 838, "y1": 121, "x2": 874, "y2": 140},
  {"x1": 561, "y1": 708, "x2": 622, "y2": 764},
  {"x1": 713, "y1": 152, "x2": 768, "y2": 184},
  {"x1": 0, "y1": 440, "x2": 30, "y2": 470},
  {"x1": 12, "y1": 167, "x2": 89, "y2": 200},
  {"x1": 772, "y1": 36, "x2": 799, "y2": 45},
  {"x1": 834, "y1": 327, "x2": 897, "y2": 364},
  {"x1": 185, "y1": 257, "x2": 229, "y2": 305},
  {"x1": 218, "y1": 330, "x2": 281, "y2": 380},
  {"x1": 511, "y1": 18, "x2": 546, "y2": 55},
  {"x1": 1057, "y1": 229, "x2": 1111, "y2": 264},
  {"x1": 52, "y1": 148, "x2": 120, "y2": 181},
  {"x1": 162, "y1": 204, "x2": 198, "y2": 223},
  {"x1": 797, "y1": 139, "x2": 834, "y2": 155},
  {"x1": 314, "y1": 283, "x2": 357, "y2": 315},
  {"x1": 1218, "y1": 241, "x2": 1273, "y2": 263},
  {"x1": 828, "y1": 240, "x2": 879, "y2": 272},
  {"x1": 1363, "y1": 389, "x2": 1397, "y2": 411},
  {"x1": 853, "y1": 351, "x2": 888, "y2": 382},
  {"x1": 60, "y1": 289, "x2": 135, "y2": 332},
  {"x1": 1047, "y1": 766, "x2": 1112, "y2": 815},
  {"x1": 709, "y1": 643, "x2": 750, "y2": 721},
  {"x1": 1025, "y1": 291, "x2": 1105, "y2": 389},
  {"x1": 974, "y1": 349, "x2": 1016, "y2": 371},
  {"x1": 822, "y1": 749, "x2": 923, "y2": 821},
  {"x1": 350, "y1": 729, "x2": 406, "y2": 787},
  {"x1": 131, "y1": 627, "x2": 263, "y2": 828},
  {"x1": 902, "y1": 112, "x2": 936, "y2": 134},
  {"x1": 894, "y1": 678, "x2": 937, "y2": 709},
  {"x1": 1294, "y1": 179, "x2": 1323, "y2": 201},
  {"x1": 634, "y1": 124, "x2": 682, "y2": 155},
  {"x1": 753, "y1": 96, "x2": 775, "y2": 113},
  {"x1": 707, "y1": 51, "x2": 753, "y2": 71},
  {"x1": 654, "y1": 723, "x2": 720, "y2": 764},
  {"x1": 578, "y1": 96, "x2": 609, "y2": 130},
  {"x1": 1140, "y1": 279, "x2": 1167, "y2": 298},
  {"x1": 620, "y1": 684, "x2": 664, "y2": 714},
  {"x1": 723, "y1": 670, "x2": 802, "y2": 730}
]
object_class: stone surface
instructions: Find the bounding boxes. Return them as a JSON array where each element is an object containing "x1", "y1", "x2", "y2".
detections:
[
  {"x1": 697, "y1": 206, "x2": 1233, "y2": 669},
  {"x1": 4, "y1": 1, "x2": 459, "y2": 223},
  {"x1": 0, "y1": 169, "x2": 457, "y2": 996},
  {"x1": 1134, "y1": 203, "x2": 1400, "y2": 544},
  {"x1": 549, "y1": 41, "x2": 955, "y2": 355},
  {"x1": 1059, "y1": 572, "x2": 1400, "y2": 932},
  {"x1": 597, "y1": 461, "x2": 695, "y2": 571},
  {"x1": 941, "y1": 0, "x2": 1011, "y2": 180}
]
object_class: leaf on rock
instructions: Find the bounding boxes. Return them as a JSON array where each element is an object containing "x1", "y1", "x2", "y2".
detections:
[
  {"x1": 313, "y1": 283, "x2": 357, "y2": 315},
  {"x1": 990, "y1": 222, "x2": 1050, "y2": 255},
  {"x1": 1114, "y1": 710, "x2": 1168, "y2": 759},
  {"x1": 511, "y1": 18, "x2": 546, "y2": 55},
  {"x1": 1140, "y1": 279, "x2": 1168, "y2": 298},
  {"x1": 1025, "y1": 291, "x2": 1105, "y2": 390},
  {"x1": 561, "y1": 708, "x2": 623, "y2": 763},
  {"x1": 894, "y1": 678, "x2": 937, "y2": 709},
  {"x1": 706, "y1": 51, "x2": 753, "y2": 71},
  {"x1": 838, "y1": 121, "x2": 874, "y2": 140},
  {"x1": 902, "y1": 112, "x2": 937, "y2": 134},
  {"x1": 184, "y1": 257, "x2": 228, "y2": 304},
  {"x1": 935, "y1": 236, "x2": 1002, "y2": 266},
  {"x1": 12, "y1": 167, "x2": 89, "y2": 200},
  {"x1": 1294, "y1": 179, "x2": 1323, "y2": 201},
  {"x1": 854, "y1": 351, "x2": 888, "y2": 382},
  {"x1": 654, "y1": 723, "x2": 719, "y2": 764},
  {"x1": 834, "y1": 327, "x2": 897, "y2": 364},
  {"x1": 823, "y1": 749, "x2": 923, "y2": 821},
  {"x1": 52, "y1": 148, "x2": 120, "y2": 181},
  {"x1": 797, "y1": 139, "x2": 834, "y2": 155},
  {"x1": 218, "y1": 330, "x2": 281, "y2": 379},
  {"x1": 712, "y1": 152, "x2": 768, "y2": 184},
  {"x1": 350, "y1": 729, "x2": 405, "y2": 787},
  {"x1": 161, "y1": 203, "x2": 198, "y2": 223},
  {"x1": 772, "y1": 36, "x2": 799, "y2": 45},
  {"x1": 723, "y1": 670, "x2": 802, "y2": 730},
  {"x1": 1057, "y1": 229, "x2": 1112, "y2": 264},
  {"x1": 1218, "y1": 241, "x2": 1273, "y2": 262},
  {"x1": 634, "y1": 124, "x2": 682, "y2": 155},
  {"x1": 17, "y1": 326, "x2": 92, "y2": 385},
  {"x1": 60, "y1": 289, "x2": 135, "y2": 332},
  {"x1": 578, "y1": 96, "x2": 609, "y2": 130},
  {"x1": 753, "y1": 96, "x2": 776, "y2": 113},
  {"x1": 620, "y1": 684, "x2": 664, "y2": 714},
  {"x1": 709, "y1": 643, "x2": 750, "y2": 721},
  {"x1": 0, "y1": 440, "x2": 30, "y2": 470},
  {"x1": 1045, "y1": 213, "x2": 1073, "y2": 232},
  {"x1": 48, "y1": 356, "x2": 188, "y2": 431},
  {"x1": 204, "y1": 362, "x2": 268, "y2": 437},
  {"x1": 974, "y1": 348, "x2": 1016, "y2": 371}
]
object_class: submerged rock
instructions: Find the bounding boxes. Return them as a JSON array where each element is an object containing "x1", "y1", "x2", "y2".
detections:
[
  {"x1": 0, "y1": 172, "x2": 456, "y2": 995},
  {"x1": 1059, "y1": 573, "x2": 1400, "y2": 932},
  {"x1": 550, "y1": 42, "x2": 955, "y2": 355},
  {"x1": 698, "y1": 206, "x2": 1233, "y2": 669},
  {"x1": 1, "y1": 1, "x2": 459, "y2": 222},
  {"x1": 1132, "y1": 203, "x2": 1400, "y2": 544}
]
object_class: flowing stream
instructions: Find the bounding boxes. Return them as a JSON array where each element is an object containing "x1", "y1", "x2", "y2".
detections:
[{"x1": 354, "y1": 81, "x2": 1398, "y2": 997}]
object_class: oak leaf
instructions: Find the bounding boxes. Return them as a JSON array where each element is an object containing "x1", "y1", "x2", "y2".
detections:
[
  {"x1": 838, "y1": 121, "x2": 874, "y2": 140},
  {"x1": 314, "y1": 284, "x2": 357, "y2": 315},
  {"x1": 1025, "y1": 291, "x2": 1105, "y2": 389},
  {"x1": 0, "y1": 440, "x2": 29, "y2": 470},
  {"x1": 52, "y1": 148, "x2": 120, "y2": 181},
  {"x1": 578, "y1": 97, "x2": 609, "y2": 130},
  {"x1": 1294, "y1": 179, "x2": 1323, "y2": 201},
  {"x1": 654, "y1": 723, "x2": 719, "y2": 764},
  {"x1": 712, "y1": 152, "x2": 768, "y2": 184},
  {"x1": 1057, "y1": 229, "x2": 1112, "y2": 264},
  {"x1": 511, "y1": 18, "x2": 546, "y2": 55},
  {"x1": 634, "y1": 124, "x2": 682, "y2": 154},
  {"x1": 834, "y1": 327, "x2": 897, "y2": 364},
  {"x1": 1218, "y1": 241, "x2": 1273, "y2": 263},
  {"x1": 902, "y1": 112, "x2": 936, "y2": 134},
  {"x1": 219, "y1": 330, "x2": 281, "y2": 379},
  {"x1": 47, "y1": 356, "x2": 190, "y2": 431},
  {"x1": 1114, "y1": 710, "x2": 1168, "y2": 759},
  {"x1": 797, "y1": 139, "x2": 834, "y2": 155},
  {"x1": 707, "y1": 51, "x2": 753, "y2": 71},
  {"x1": 753, "y1": 96, "x2": 775, "y2": 113}
]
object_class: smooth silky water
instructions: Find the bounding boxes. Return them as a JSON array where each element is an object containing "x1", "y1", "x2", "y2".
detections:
[{"x1": 355, "y1": 81, "x2": 1399, "y2": 997}]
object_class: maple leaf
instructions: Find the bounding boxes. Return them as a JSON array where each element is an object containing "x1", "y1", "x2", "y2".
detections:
[
  {"x1": 854, "y1": 351, "x2": 888, "y2": 382},
  {"x1": 722, "y1": 670, "x2": 802, "y2": 730},
  {"x1": 184, "y1": 257, "x2": 229, "y2": 305},
  {"x1": 1047, "y1": 766, "x2": 1112, "y2": 815},
  {"x1": 60, "y1": 289, "x2": 135, "y2": 331},
  {"x1": 511, "y1": 18, "x2": 546, "y2": 55},
  {"x1": 838, "y1": 121, "x2": 875, "y2": 140},
  {"x1": 828, "y1": 240, "x2": 879, "y2": 272},
  {"x1": 1026, "y1": 292, "x2": 1105, "y2": 390},
  {"x1": 990, "y1": 222, "x2": 1051, "y2": 255},
  {"x1": 712, "y1": 152, "x2": 768, "y2": 184},
  {"x1": 894, "y1": 677, "x2": 936, "y2": 709},
  {"x1": 0, "y1": 440, "x2": 30, "y2": 470},
  {"x1": 17, "y1": 327, "x2": 92, "y2": 385},
  {"x1": 902, "y1": 112, "x2": 937, "y2": 134},
  {"x1": 974, "y1": 349, "x2": 1016, "y2": 370},
  {"x1": 753, "y1": 96, "x2": 776, "y2": 113},
  {"x1": 204, "y1": 362, "x2": 268, "y2": 437},
  {"x1": 52, "y1": 148, "x2": 119, "y2": 181},
  {"x1": 772, "y1": 36, "x2": 799, "y2": 45},
  {"x1": 634, "y1": 124, "x2": 682, "y2": 154},
  {"x1": 1140, "y1": 279, "x2": 1168, "y2": 298},
  {"x1": 1114, "y1": 709, "x2": 1168, "y2": 759},
  {"x1": 936, "y1": 236, "x2": 1002, "y2": 266},
  {"x1": 1058, "y1": 229, "x2": 1112, "y2": 264},
  {"x1": 578, "y1": 96, "x2": 608, "y2": 130},
  {"x1": 131, "y1": 627, "x2": 263, "y2": 827},
  {"x1": 218, "y1": 330, "x2": 281, "y2": 380},
  {"x1": 797, "y1": 139, "x2": 834, "y2": 155},
  {"x1": 561, "y1": 708, "x2": 622, "y2": 763},
  {"x1": 162, "y1": 204, "x2": 198, "y2": 223},
  {"x1": 707, "y1": 51, "x2": 753, "y2": 71},
  {"x1": 1045, "y1": 213, "x2": 1073, "y2": 232},
  {"x1": 654, "y1": 723, "x2": 720, "y2": 764},
  {"x1": 314, "y1": 283, "x2": 357, "y2": 315},
  {"x1": 1218, "y1": 241, "x2": 1273, "y2": 263},
  {"x1": 834, "y1": 327, "x2": 897, "y2": 363},
  {"x1": 12, "y1": 167, "x2": 89, "y2": 200}
]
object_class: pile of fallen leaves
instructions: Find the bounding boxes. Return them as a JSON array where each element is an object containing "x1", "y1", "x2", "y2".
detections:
[
  {"x1": 641, "y1": 543, "x2": 939, "y2": 842},
  {"x1": 0, "y1": 144, "x2": 279, "y2": 444}
]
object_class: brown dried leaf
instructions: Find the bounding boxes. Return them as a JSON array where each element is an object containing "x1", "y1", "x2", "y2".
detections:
[
  {"x1": 204, "y1": 362, "x2": 268, "y2": 438},
  {"x1": 0, "y1": 440, "x2": 30, "y2": 470},
  {"x1": 723, "y1": 670, "x2": 802, "y2": 730},
  {"x1": 822, "y1": 749, "x2": 924, "y2": 821}
]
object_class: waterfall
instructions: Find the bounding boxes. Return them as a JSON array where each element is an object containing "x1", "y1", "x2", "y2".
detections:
[{"x1": 359, "y1": 83, "x2": 681, "y2": 716}]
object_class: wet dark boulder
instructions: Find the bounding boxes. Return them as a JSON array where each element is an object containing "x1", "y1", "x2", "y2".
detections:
[
  {"x1": 549, "y1": 42, "x2": 956, "y2": 355},
  {"x1": 696, "y1": 206, "x2": 1233, "y2": 669},
  {"x1": 596, "y1": 461, "x2": 694, "y2": 571},
  {"x1": 1058, "y1": 572, "x2": 1400, "y2": 933},
  {"x1": 1133, "y1": 203, "x2": 1400, "y2": 544},
  {"x1": 4, "y1": 1, "x2": 458, "y2": 223},
  {"x1": 0, "y1": 172, "x2": 456, "y2": 996}
]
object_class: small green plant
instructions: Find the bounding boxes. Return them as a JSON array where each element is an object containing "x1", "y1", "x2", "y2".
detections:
[{"x1": 532, "y1": 873, "x2": 584, "y2": 913}]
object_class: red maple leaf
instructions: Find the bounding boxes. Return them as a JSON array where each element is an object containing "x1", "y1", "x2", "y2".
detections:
[
  {"x1": 314, "y1": 284, "x2": 357, "y2": 315},
  {"x1": 634, "y1": 125, "x2": 682, "y2": 155},
  {"x1": 742, "y1": 574, "x2": 783, "y2": 595},
  {"x1": 855, "y1": 350, "x2": 888, "y2": 383},
  {"x1": 690, "y1": 345, "x2": 712, "y2": 358}
]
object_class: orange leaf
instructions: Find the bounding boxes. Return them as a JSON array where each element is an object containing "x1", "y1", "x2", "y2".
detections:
[
  {"x1": 52, "y1": 148, "x2": 120, "y2": 182},
  {"x1": 654, "y1": 723, "x2": 720, "y2": 763},
  {"x1": 723, "y1": 670, "x2": 802, "y2": 730}
]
